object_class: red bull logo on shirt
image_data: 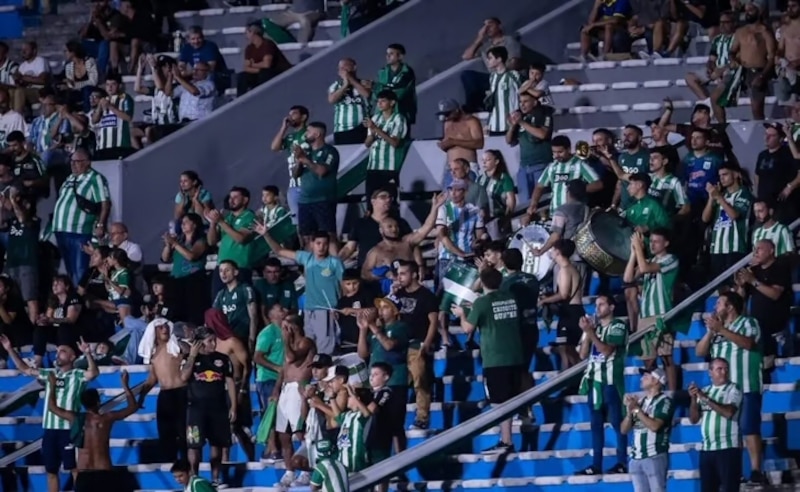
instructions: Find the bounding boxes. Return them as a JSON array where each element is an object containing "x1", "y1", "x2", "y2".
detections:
[{"x1": 194, "y1": 370, "x2": 223, "y2": 382}]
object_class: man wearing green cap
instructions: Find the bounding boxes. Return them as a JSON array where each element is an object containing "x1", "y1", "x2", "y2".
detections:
[{"x1": 310, "y1": 439, "x2": 349, "y2": 492}]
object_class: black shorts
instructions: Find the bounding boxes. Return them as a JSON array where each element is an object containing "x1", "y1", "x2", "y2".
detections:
[
  {"x1": 556, "y1": 304, "x2": 585, "y2": 346},
  {"x1": 42, "y1": 428, "x2": 76, "y2": 474},
  {"x1": 387, "y1": 385, "x2": 408, "y2": 438},
  {"x1": 186, "y1": 402, "x2": 231, "y2": 449},
  {"x1": 709, "y1": 252, "x2": 746, "y2": 281},
  {"x1": 75, "y1": 469, "x2": 137, "y2": 492},
  {"x1": 232, "y1": 388, "x2": 254, "y2": 430},
  {"x1": 297, "y1": 200, "x2": 336, "y2": 236},
  {"x1": 483, "y1": 365, "x2": 522, "y2": 404}
]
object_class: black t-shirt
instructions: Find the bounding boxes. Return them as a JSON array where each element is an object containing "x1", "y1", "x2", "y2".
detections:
[
  {"x1": 79, "y1": 267, "x2": 108, "y2": 301},
  {"x1": 349, "y1": 215, "x2": 412, "y2": 268},
  {"x1": 0, "y1": 294, "x2": 32, "y2": 335},
  {"x1": 49, "y1": 293, "x2": 87, "y2": 332},
  {"x1": 14, "y1": 153, "x2": 44, "y2": 183},
  {"x1": 336, "y1": 288, "x2": 376, "y2": 349},
  {"x1": 187, "y1": 352, "x2": 233, "y2": 403},
  {"x1": 121, "y1": 10, "x2": 157, "y2": 43},
  {"x1": 368, "y1": 386, "x2": 394, "y2": 448},
  {"x1": 755, "y1": 146, "x2": 799, "y2": 205},
  {"x1": 747, "y1": 259, "x2": 793, "y2": 333},
  {"x1": 675, "y1": 123, "x2": 733, "y2": 161},
  {"x1": 396, "y1": 285, "x2": 438, "y2": 342}
]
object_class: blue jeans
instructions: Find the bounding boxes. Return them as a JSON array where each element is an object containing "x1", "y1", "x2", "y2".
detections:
[
  {"x1": 55, "y1": 232, "x2": 92, "y2": 287},
  {"x1": 588, "y1": 384, "x2": 627, "y2": 470},
  {"x1": 516, "y1": 163, "x2": 547, "y2": 207},
  {"x1": 286, "y1": 186, "x2": 300, "y2": 225},
  {"x1": 629, "y1": 453, "x2": 668, "y2": 492},
  {"x1": 81, "y1": 39, "x2": 109, "y2": 77},
  {"x1": 256, "y1": 379, "x2": 277, "y2": 414}
]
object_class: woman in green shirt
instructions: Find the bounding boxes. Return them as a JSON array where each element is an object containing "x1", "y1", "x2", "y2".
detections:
[
  {"x1": 161, "y1": 212, "x2": 208, "y2": 325},
  {"x1": 478, "y1": 149, "x2": 517, "y2": 237}
]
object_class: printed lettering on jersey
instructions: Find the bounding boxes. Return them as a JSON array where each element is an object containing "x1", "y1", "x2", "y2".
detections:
[
  {"x1": 99, "y1": 113, "x2": 118, "y2": 128},
  {"x1": 648, "y1": 188, "x2": 663, "y2": 200},
  {"x1": 221, "y1": 303, "x2": 237, "y2": 315},
  {"x1": 337, "y1": 426, "x2": 352, "y2": 449},
  {"x1": 9, "y1": 222, "x2": 25, "y2": 237},
  {"x1": 491, "y1": 299, "x2": 518, "y2": 320},
  {"x1": 554, "y1": 173, "x2": 571, "y2": 183},
  {"x1": 689, "y1": 171, "x2": 706, "y2": 186},
  {"x1": 589, "y1": 343, "x2": 606, "y2": 363}
]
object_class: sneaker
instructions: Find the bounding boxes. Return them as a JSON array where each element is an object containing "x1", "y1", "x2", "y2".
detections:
[
  {"x1": 638, "y1": 50, "x2": 651, "y2": 61},
  {"x1": 409, "y1": 420, "x2": 429, "y2": 430},
  {"x1": 576, "y1": 466, "x2": 601, "y2": 475},
  {"x1": 211, "y1": 481, "x2": 228, "y2": 489},
  {"x1": 481, "y1": 441, "x2": 515, "y2": 455},
  {"x1": 606, "y1": 463, "x2": 627, "y2": 474},
  {"x1": 291, "y1": 471, "x2": 311, "y2": 486},
  {"x1": 277, "y1": 471, "x2": 295, "y2": 487},
  {"x1": 748, "y1": 470, "x2": 768, "y2": 485},
  {"x1": 261, "y1": 451, "x2": 282, "y2": 462}
]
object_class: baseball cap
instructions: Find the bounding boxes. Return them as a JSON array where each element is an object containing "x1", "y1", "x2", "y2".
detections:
[
  {"x1": 639, "y1": 367, "x2": 667, "y2": 385},
  {"x1": 448, "y1": 178, "x2": 468, "y2": 190},
  {"x1": 763, "y1": 121, "x2": 786, "y2": 138},
  {"x1": 310, "y1": 353, "x2": 333, "y2": 368},
  {"x1": 323, "y1": 365, "x2": 350, "y2": 382},
  {"x1": 374, "y1": 295, "x2": 402, "y2": 313},
  {"x1": 436, "y1": 98, "x2": 461, "y2": 116}
]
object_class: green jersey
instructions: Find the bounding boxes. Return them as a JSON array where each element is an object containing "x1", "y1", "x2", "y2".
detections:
[
  {"x1": 752, "y1": 221, "x2": 794, "y2": 255},
  {"x1": 516, "y1": 106, "x2": 555, "y2": 166},
  {"x1": 710, "y1": 315, "x2": 762, "y2": 393},
  {"x1": 216, "y1": 209, "x2": 256, "y2": 269},
  {"x1": 39, "y1": 368, "x2": 87, "y2": 430},
  {"x1": 538, "y1": 156, "x2": 599, "y2": 215},
  {"x1": 649, "y1": 173, "x2": 688, "y2": 215},
  {"x1": 640, "y1": 253, "x2": 679, "y2": 317},
  {"x1": 254, "y1": 278, "x2": 297, "y2": 311},
  {"x1": 500, "y1": 271, "x2": 540, "y2": 350},
  {"x1": 310, "y1": 457, "x2": 350, "y2": 492},
  {"x1": 374, "y1": 62, "x2": 416, "y2": 123},
  {"x1": 583, "y1": 318, "x2": 627, "y2": 386},
  {"x1": 184, "y1": 476, "x2": 216, "y2": 492},
  {"x1": 477, "y1": 172, "x2": 515, "y2": 218},
  {"x1": 107, "y1": 268, "x2": 130, "y2": 301},
  {"x1": 367, "y1": 111, "x2": 408, "y2": 172},
  {"x1": 710, "y1": 187, "x2": 753, "y2": 255},
  {"x1": 622, "y1": 194, "x2": 670, "y2": 232},
  {"x1": 466, "y1": 290, "x2": 523, "y2": 368},
  {"x1": 369, "y1": 320, "x2": 408, "y2": 386},
  {"x1": 95, "y1": 93, "x2": 134, "y2": 150},
  {"x1": 52, "y1": 168, "x2": 110, "y2": 235},
  {"x1": 710, "y1": 33, "x2": 734, "y2": 68},
  {"x1": 617, "y1": 149, "x2": 650, "y2": 209},
  {"x1": 254, "y1": 323, "x2": 284, "y2": 382},
  {"x1": 328, "y1": 79, "x2": 368, "y2": 133},
  {"x1": 487, "y1": 69, "x2": 521, "y2": 133},
  {"x1": 631, "y1": 392, "x2": 673, "y2": 460},
  {"x1": 699, "y1": 382, "x2": 742, "y2": 451},
  {"x1": 282, "y1": 126, "x2": 309, "y2": 188},
  {"x1": 6, "y1": 217, "x2": 40, "y2": 268},
  {"x1": 336, "y1": 410, "x2": 370, "y2": 472},
  {"x1": 299, "y1": 144, "x2": 340, "y2": 204},
  {"x1": 213, "y1": 282, "x2": 256, "y2": 340}
]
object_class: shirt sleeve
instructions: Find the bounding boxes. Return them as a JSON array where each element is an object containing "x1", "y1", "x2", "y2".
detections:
[
  {"x1": 328, "y1": 81, "x2": 338, "y2": 94},
  {"x1": 374, "y1": 388, "x2": 392, "y2": 409},
  {"x1": 389, "y1": 115, "x2": 409, "y2": 140},
  {"x1": 653, "y1": 396, "x2": 673, "y2": 421},
  {"x1": 212, "y1": 290, "x2": 223, "y2": 309},
  {"x1": 120, "y1": 95, "x2": 134, "y2": 117},
  {"x1": 93, "y1": 174, "x2": 111, "y2": 202},
  {"x1": 579, "y1": 162, "x2": 600, "y2": 182},
  {"x1": 657, "y1": 254, "x2": 679, "y2": 275},
  {"x1": 722, "y1": 384, "x2": 743, "y2": 407},
  {"x1": 310, "y1": 467, "x2": 324, "y2": 487},
  {"x1": 605, "y1": 321, "x2": 627, "y2": 346},
  {"x1": 245, "y1": 285, "x2": 256, "y2": 304},
  {"x1": 295, "y1": 250, "x2": 311, "y2": 267},
  {"x1": 255, "y1": 329, "x2": 270, "y2": 353},
  {"x1": 465, "y1": 298, "x2": 484, "y2": 327},
  {"x1": 673, "y1": 181, "x2": 688, "y2": 207},
  {"x1": 127, "y1": 243, "x2": 143, "y2": 263},
  {"x1": 733, "y1": 192, "x2": 752, "y2": 216},
  {"x1": 538, "y1": 163, "x2": 553, "y2": 186},
  {"x1": 435, "y1": 206, "x2": 447, "y2": 227},
  {"x1": 197, "y1": 80, "x2": 215, "y2": 97},
  {"x1": 504, "y1": 36, "x2": 521, "y2": 59}
]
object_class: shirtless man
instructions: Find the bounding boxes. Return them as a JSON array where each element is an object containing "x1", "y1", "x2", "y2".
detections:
[
  {"x1": 435, "y1": 98, "x2": 484, "y2": 184},
  {"x1": 778, "y1": 0, "x2": 800, "y2": 104},
  {"x1": 272, "y1": 314, "x2": 316, "y2": 488},
  {"x1": 47, "y1": 370, "x2": 139, "y2": 492},
  {"x1": 361, "y1": 193, "x2": 445, "y2": 288},
  {"x1": 539, "y1": 239, "x2": 584, "y2": 370},
  {"x1": 731, "y1": 1, "x2": 776, "y2": 120},
  {"x1": 139, "y1": 320, "x2": 188, "y2": 463},
  {"x1": 204, "y1": 308, "x2": 255, "y2": 461}
]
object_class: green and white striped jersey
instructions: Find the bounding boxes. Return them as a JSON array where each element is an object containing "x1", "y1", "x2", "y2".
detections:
[
  {"x1": 630, "y1": 392, "x2": 673, "y2": 460},
  {"x1": 336, "y1": 410, "x2": 370, "y2": 472},
  {"x1": 39, "y1": 368, "x2": 87, "y2": 430},
  {"x1": 367, "y1": 111, "x2": 408, "y2": 171},
  {"x1": 710, "y1": 315, "x2": 762, "y2": 393},
  {"x1": 281, "y1": 126, "x2": 309, "y2": 188},
  {"x1": 649, "y1": 173, "x2": 688, "y2": 214},
  {"x1": 328, "y1": 80, "x2": 368, "y2": 133},
  {"x1": 95, "y1": 93, "x2": 134, "y2": 150},
  {"x1": 710, "y1": 34, "x2": 734, "y2": 68},
  {"x1": 710, "y1": 187, "x2": 753, "y2": 255},
  {"x1": 487, "y1": 69, "x2": 520, "y2": 133},
  {"x1": 699, "y1": 382, "x2": 742, "y2": 451},
  {"x1": 640, "y1": 253, "x2": 679, "y2": 317},
  {"x1": 583, "y1": 318, "x2": 627, "y2": 386},
  {"x1": 184, "y1": 476, "x2": 215, "y2": 492},
  {"x1": 310, "y1": 457, "x2": 350, "y2": 492},
  {"x1": 538, "y1": 156, "x2": 599, "y2": 215},
  {"x1": 52, "y1": 168, "x2": 110, "y2": 235},
  {"x1": 260, "y1": 204, "x2": 289, "y2": 228},
  {"x1": 476, "y1": 171, "x2": 515, "y2": 218},
  {"x1": 752, "y1": 221, "x2": 795, "y2": 256},
  {"x1": 0, "y1": 58, "x2": 19, "y2": 86}
]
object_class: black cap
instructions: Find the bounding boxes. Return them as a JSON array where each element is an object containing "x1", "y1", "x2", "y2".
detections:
[
  {"x1": 310, "y1": 353, "x2": 333, "y2": 368},
  {"x1": 763, "y1": 121, "x2": 786, "y2": 138}
]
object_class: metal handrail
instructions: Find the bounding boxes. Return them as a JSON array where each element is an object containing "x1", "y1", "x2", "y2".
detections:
[
  {"x1": 349, "y1": 217, "x2": 800, "y2": 490},
  {"x1": 0, "y1": 381, "x2": 148, "y2": 468}
]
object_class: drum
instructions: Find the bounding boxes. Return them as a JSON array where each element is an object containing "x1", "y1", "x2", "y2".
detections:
[
  {"x1": 334, "y1": 353, "x2": 369, "y2": 387},
  {"x1": 573, "y1": 211, "x2": 633, "y2": 276},
  {"x1": 440, "y1": 261, "x2": 480, "y2": 310},
  {"x1": 507, "y1": 224, "x2": 554, "y2": 280}
]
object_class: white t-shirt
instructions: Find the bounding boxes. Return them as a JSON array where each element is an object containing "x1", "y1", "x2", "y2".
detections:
[
  {"x1": 535, "y1": 80, "x2": 554, "y2": 106},
  {"x1": 117, "y1": 239, "x2": 143, "y2": 263},
  {"x1": 18, "y1": 56, "x2": 50, "y2": 88},
  {"x1": 0, "y1": 110, "x2": 25, "y2": 143}
]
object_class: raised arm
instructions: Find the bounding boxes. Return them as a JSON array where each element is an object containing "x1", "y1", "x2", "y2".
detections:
[{"x1": 107, "y1": 370, "x2": 139, "y2": 421}]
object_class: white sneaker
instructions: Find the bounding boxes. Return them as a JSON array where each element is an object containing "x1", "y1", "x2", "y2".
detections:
[
  {"x1": 291, "y1": 471, "x2": 311, "y2": 486},
  {"x1": 638, "y1": 50, "x2": 651, "y2": 60},
  {"x1": 277, "y1": 471, "x2": 295, "y2": 487}
]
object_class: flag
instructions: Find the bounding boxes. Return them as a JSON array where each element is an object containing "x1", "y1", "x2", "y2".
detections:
[{"x1": 256, "y1": 400, "x2": 277, "y2": 444}]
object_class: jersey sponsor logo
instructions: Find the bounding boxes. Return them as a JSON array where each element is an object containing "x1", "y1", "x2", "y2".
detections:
[
  {"x1": 554, "y1": 173, "x2": 570, "y2": 183},
  {"x1": 703, "y1": 161, "x2": 712, "y2": 170},
  {"x1": 214, "y1": 360, "x2": 223, "y2": 367},
  {"x1": 194, "y1": 370, "x2": 223, "y2": 382},
  {"x1": 321, "y1": 268, "x2": 332, "y2": 277},
  {"x1": 221, "y1": 303, "x2": 237, "y2": 315},
  {"x1": 491, "y1": 299, "x2": 518, "y2": 320},
  {"x1": 99, "y1": 114, "x2": 118, "y2": 128}
]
